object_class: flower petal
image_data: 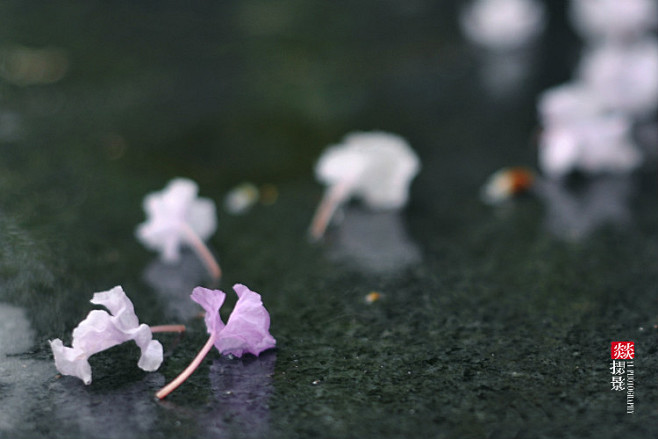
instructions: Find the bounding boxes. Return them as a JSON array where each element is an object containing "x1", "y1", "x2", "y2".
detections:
[
  {"x1": 50, "y1": 338, "x2": 92, "y2": 385},
  {"x1": 191, "y1": 286, "x2": 226, "y2": 335},
  {"x1": 215, "y1": 284, "x2": 276, "y2": 357}
]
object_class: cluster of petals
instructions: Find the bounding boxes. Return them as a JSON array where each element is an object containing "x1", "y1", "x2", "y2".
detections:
[
  {"x1": 50, "y1": 286, "x2": 163, "y2": 385},
  {"x1": 537, "y1": 83, "x2": 641, "y2": 178},
  {"x1": 577, "y1": 38, "x2": 658, "y2": 118},
  {"x1": 459, "y1": 0, "x2": 546, "y2": 51},
  {"x1": 534, "y1": 0, "x2": 657, "y2": 179}
]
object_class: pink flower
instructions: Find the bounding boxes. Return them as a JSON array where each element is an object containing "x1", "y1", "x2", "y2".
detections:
[
  {"x1": 49, "y1": 286, "x2": 163, "y2": 385},
  {"x1": 192, "y1": 284, "x2": 276, "y2": 357},
  {"x1": 156, "y1": 284, "x2": 275, "y2": 399}
]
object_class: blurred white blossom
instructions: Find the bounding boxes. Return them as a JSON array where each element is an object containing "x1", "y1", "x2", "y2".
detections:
[
  {"x1": 460, "y1": 0, "x2": 546, "y2": 51},
  {"x1": 569, "y1": 0, "x2": 658, "y2": 42},
  {"x1": 310, "y1": 131, "x2": 420, "y2": 240},
  {"x1": 577, "y1": 38, "x2": 658, "y2": 118},
  {"x1": 537, "y1": 83, "x2": 642, "y2": 178}
]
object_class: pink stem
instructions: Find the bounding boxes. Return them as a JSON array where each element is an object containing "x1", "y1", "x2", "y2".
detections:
[
  {"x1": 156, "y1": 333, "x2": 216, "y2": 400},
  {"x1": 150, "y1": 324, "x2": 186, "y2": 333},
  {"x1": 182, "y1": 224, "x2": 222, "y2": 281},
  {"x1": 308, "y1": 182, "x2": 352, "y2": 241}
]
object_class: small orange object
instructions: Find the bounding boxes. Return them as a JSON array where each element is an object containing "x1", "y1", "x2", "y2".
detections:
[
  {"x1": 365, "y1": 292, "x2": 382, "y2": 304},
  {"x1": 481, "y1": 167, "x2": 535, "y2": 204}
]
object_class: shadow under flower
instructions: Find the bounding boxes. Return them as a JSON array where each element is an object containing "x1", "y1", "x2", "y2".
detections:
[
  {"x1": 535, "y1": 175, "x2": 634, "y2": 241},
  {"x1": 51, "y1": 373, "x2": 165, "y2": 439},
  {"x1": 325, "y1": 207, "x2": 421, "y2": 276}
]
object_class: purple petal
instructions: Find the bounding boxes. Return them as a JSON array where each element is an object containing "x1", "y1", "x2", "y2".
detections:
[
  {"x1": 191, "y1": 286, "x2": 226, "y2": 335},
  {"x1": 215, "y1": 284, "x2": 276, "y2": 357}
]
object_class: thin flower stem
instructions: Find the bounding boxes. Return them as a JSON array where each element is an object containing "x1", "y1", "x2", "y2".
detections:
[
  {"x1": 182, "y1": 224, "x2": 222, "y2": 281},
  {"x1": 308, "y1": 182, "x2": 352, "y2": 241},
  {"x1": 150, "y1": 324, "x2": 186, "y2": 333},
  {"x1": 155, "y1": 333, "x2": 216, "y2": 400}
]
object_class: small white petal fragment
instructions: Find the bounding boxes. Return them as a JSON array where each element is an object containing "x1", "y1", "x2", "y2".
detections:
[{"x1": 223, "y1": 183, "x2": 259, "y2": 215}]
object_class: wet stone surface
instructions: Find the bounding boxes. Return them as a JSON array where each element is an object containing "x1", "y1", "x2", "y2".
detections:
[{"x1": 0, "y1": 2, "x2": 657, "y2": 438}]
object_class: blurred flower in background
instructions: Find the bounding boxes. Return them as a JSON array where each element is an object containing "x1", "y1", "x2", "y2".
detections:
[
  {"x1": 0, "y1": 45, "x2": 69, "y2": 86},
  {"x1": 460, "y1": 0, "x2": 546, "y2": 51}
]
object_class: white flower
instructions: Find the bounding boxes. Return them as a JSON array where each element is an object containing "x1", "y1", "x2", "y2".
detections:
[
  {"x1": 310, "y1": 131, "x2": 420, "y2": 240},
  {"x1": 569, "y1": 0, "x2": 658, "y2": 42},
  {"x1": 460, "y1": 0, "x2": 546, "y2": 51},
  {"x1": 577, "y1": 38, "x2": 658, "y2": 117},
  {"x1": 136, "y1": 178, "x2": 221, "y2": 279},
  {"x1": 50, "y1": 286, "x2": 163, "y2": 385},
  {"x1": 537, "y1": 82, "x2": 605, "y2": 125},
  {"x1": 537, "y1": 83, "x2": 642, "y2": 178}
]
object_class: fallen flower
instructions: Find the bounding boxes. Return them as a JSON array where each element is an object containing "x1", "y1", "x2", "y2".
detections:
[
  {"x1": 577, "y1": 38, "x2": 658, "y2": 118},
  {"x1": 156, "y1": 284, "x2": 276, "y2": 399},
  {"x1": 537, "y1": 83, "x2": 642, "y2": 178},
  {"x1": 569, "y1": 0, "x2": 658, "y2": 42},
  {"x1": 136, "y1": 178, "x2": 221, "y2": 280},
  {"x1": 309, "y1": 131, "x2": 420, "y2": 240},
  {"x1": 460, "y1": 0, "x2": 545, "y2": 51},
  {"x1": 50, "y1": 286, "x2": 165, "y2": 385}
]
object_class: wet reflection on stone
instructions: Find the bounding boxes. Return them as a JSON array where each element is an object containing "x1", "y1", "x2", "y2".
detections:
[
  {"x1": 143, "y1": 250, "x2": 207, "y2": 320},
  {"x1": 0, "y1": 303, "x2": 51, "y2": 433},
  {"x1": 326, "y1": 208, "x2": 421, "y2": 275},
  {"x1": 200, "y1": 352, "x2": 276, "y2": 439},
  {"x1": 52, "y1": 373, "x2": 165, "y2": 439},
  {"x1": 536, "y1": 176, "x2": 634, "y2": 241}
]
